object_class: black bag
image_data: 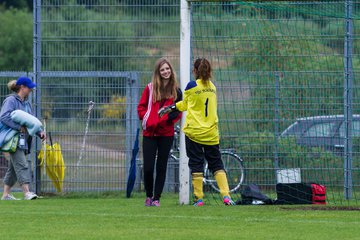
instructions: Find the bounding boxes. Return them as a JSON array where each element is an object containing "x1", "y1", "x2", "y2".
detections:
[
  {"x1": 237, "y1": 184, "x2": 274, "y2": 205},
  {"x1": 275, "y1": 183, "x2": 326, "y2": 205}
]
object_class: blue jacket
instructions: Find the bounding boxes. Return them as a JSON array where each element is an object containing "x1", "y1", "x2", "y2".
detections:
[{"x1": 0, "y1": 94, "x2": 34, "y2": 151}]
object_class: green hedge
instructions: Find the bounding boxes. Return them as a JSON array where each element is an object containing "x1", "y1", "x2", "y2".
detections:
[{"x1": 225, "y1": 132, "x2": 349, "y2": 186}]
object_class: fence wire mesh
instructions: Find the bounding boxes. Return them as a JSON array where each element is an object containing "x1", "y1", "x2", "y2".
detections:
[
  {"x1": 1, "y1": 1, "x2": 360, "y2": 205},
  {"x1": 191, "y1": 1, "x2": 360, "y2": 205},
  {"x1": 34, "y1": 0, "x2": 180, "y2": 192}
]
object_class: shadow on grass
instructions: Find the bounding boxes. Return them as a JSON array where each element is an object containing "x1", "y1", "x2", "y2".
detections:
[
  {"x1": 280, "y1": 206, "x2": 360, "y2": 211},
  {"x1": 40, "y1": 191, "x2": 144, "y2": 199}
]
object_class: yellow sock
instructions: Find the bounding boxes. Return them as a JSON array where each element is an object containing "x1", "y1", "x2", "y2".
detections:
[
  {"x1": 192, "y1": 172, "x2": 204, "y2": 200},
  {"x1": 214, "y1": 170, "x2": 230, "y2": 198}
]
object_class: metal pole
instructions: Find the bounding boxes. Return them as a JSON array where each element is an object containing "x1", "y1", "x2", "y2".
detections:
[
  {"x1": 179, "y1": 0, "x2": 191, "y2": 205},
  {"x1": 274, "y1": 72, "x2": 280, "y2": 176},
  {"x1": 130, "y1": 72, "x2": 140, "y2": 190},
  {"x1": 124, "y1": 73, "x2": 134, "y2": 189},
  {"x1": 124, "y1": 71, "x2": 140, "y2": 187},
  {"x1": 344, "y1": 0, "x2": 353, "y2": 200},
  {"x1": 33, "y1": 0, "x2": 42, "y2": 194}
]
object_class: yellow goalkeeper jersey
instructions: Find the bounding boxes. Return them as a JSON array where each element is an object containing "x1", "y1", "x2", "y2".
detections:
[{"x1": 176, "y1": 79, "x2": 219, "y2": 145}]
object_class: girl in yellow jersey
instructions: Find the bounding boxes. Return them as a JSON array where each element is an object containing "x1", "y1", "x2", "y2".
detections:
[{"x1": 159, "y1": 58, "x2": 234, "y2": 206}]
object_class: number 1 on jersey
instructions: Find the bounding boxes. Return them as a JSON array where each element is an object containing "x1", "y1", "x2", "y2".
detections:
[{"x1": 204, "y1": 98, "x2": 209, "y2": 117}]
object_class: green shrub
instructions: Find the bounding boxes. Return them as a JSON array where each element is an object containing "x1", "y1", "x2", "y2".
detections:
[
  {"x1": 101, "y1": 95, "x2": 126, "y2": 120},
  {"x1": 232, "y1": 132, "x2": 344, "y2": 185}
]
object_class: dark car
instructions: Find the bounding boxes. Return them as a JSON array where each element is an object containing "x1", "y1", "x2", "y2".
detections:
[{"x1": 281, "y1": 115, "x2": 360, "y2": 155}]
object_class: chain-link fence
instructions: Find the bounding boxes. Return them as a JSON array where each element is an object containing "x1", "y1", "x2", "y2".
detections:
[
  {"x1": 1, "y1": 1, "x2": 360, "y2": 204},
  {"x1": 190, "y1": 1, "x2": 360, "y2": 203},
  {"x1": 1, "y1": 0, "x2": 181, "y2": 194},
  {"x1": 31, "y1": 0, "x2": 180, "y2": 192}
]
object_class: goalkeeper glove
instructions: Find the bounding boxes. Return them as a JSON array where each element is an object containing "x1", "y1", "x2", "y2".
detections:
[{"x1": 158, "y1": 104, "x2": 176, "y2": 117}]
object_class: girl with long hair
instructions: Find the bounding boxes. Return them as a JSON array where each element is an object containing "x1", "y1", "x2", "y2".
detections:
[{"x1": 137, "y1": 58, "x2": 182, "y2": 207}]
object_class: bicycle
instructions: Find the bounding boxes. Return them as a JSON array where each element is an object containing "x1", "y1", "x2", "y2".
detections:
[{"x1": 169, "y1": 125, "x2": 245, "y2": 193}]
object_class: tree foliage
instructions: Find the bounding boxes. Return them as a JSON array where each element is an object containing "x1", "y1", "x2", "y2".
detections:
[
  {"x1": 0, "y1": 8, "x2": 32, "y2": 71},
  {"x1": 0, "y1": 0, "x2": 32, "y2": 10}
]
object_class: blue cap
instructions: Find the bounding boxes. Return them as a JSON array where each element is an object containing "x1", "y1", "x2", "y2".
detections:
[{"x1": 16, "y1": 76, "x2": 36, "y2": 89}]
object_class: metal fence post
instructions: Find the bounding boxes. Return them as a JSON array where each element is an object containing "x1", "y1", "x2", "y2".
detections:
[
  {"x1": 274, "y1": 72, "x2": 280, "y2": 178},
  {"x1": 126, "y1": 72, "x2": 139, "y2": 190},
  {"x1": 33, "y1": 0, "x2": 42, "y2": 195},
  {"x1": 344, "y1": 0, "x2": 354, "y2": 200}
]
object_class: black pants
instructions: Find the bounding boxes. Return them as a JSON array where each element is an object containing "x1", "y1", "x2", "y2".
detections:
[
  {"x1": 143, "y1": 136, "x2": 173, "y2": 200},
  {"x1": 185, "y1": 136, "x2": 224, "y2": 174}
]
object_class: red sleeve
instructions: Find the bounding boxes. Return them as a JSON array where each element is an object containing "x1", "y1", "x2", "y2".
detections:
[{"x1": 137, "y1": 85, "x2": 149, "y2": 120}]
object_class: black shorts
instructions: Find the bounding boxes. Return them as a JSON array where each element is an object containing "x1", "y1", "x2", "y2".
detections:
[{"x1": 185, "y1": 136, "x2": 224, "y2": 174}]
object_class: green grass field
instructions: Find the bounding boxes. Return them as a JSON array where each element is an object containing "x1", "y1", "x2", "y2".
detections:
[{"x1": 0, "y1": 192, "x2": 359, "y2": 240}]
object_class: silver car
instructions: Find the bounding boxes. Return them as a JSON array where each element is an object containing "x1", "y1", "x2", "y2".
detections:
[{"x1": 281, "y1": 115, "x2": 360, "y2": 155}]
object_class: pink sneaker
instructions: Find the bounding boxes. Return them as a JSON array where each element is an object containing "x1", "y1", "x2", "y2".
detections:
[
  {"x1": 151, "y1": 200, "x2": 160, "y2": 207},
  {"x1": 223, "y1": 196, "x2": 235, "y2": 206},
  {"x1": 193, "y1": 199, "x2": 204, "y2": 206},
  {"x1": 145, "y1": 197, "x2": 152, "y2": 207}
]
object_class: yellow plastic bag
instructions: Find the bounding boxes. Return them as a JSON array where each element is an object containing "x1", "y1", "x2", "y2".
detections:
[{"x1": 38, "y1": 142, "x2": 65, "y2": 192}]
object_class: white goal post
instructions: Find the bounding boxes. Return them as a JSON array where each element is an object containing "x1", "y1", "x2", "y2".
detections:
[{"x1": 179, "y1": 0, "x2": 191, "y2": 205}]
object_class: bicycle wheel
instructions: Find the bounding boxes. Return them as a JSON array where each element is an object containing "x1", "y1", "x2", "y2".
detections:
[{"x1": 205, "y1": 150, "x2": 245, "y2": 193}]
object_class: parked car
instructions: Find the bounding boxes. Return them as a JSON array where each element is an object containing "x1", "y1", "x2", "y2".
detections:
[{"x1": 281, "y1": 115, "x2": 360, "y2": 155}]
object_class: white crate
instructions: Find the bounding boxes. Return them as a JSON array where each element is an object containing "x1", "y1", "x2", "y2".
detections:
[{"x1": 276, "y1": 168, "x2": 301, "y2": 183}]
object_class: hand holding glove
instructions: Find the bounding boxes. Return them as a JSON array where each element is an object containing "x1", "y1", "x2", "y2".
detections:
[{"x1": 158, "y1": 104, "x2": 176, "y2": 117}]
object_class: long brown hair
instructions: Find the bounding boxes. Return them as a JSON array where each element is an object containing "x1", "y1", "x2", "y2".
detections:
[
  {"x1": 151, "y1": 58, "x2": 178, "y2": 102},
  {"x1": 193, "y1": 58, "x2": 212, "y2": 85}
]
